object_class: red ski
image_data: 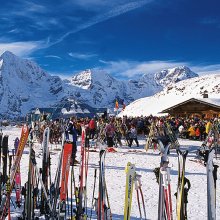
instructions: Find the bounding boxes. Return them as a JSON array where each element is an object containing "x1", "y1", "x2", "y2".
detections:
[
  {"x1": 15, "y1": 166, "x2": 21, "y2": 207},
  {"x1": 14, "y1": 138, "x2": 21, "y2": 207},
  {"x1": 59, "y1": 143, "x2": 73, "y2": 215},
  {"x1": 0, "y1": 125, "x2": 29, "y2": 219}
]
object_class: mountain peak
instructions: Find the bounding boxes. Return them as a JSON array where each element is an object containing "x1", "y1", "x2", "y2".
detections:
[
  {"x1": 70, "y1": 69, "x2": 114, "y2": 89},
  {"x1": 155, "y1": 65, "x2": 198, "y2": 87},
  {"x1": 0, "y1": 51, "x2": 18, "y2": 61}
]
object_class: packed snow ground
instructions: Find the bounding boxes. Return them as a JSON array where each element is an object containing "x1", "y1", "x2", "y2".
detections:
[{"x1": 2, "y1": 126, "x2": 220, "y2": 220}]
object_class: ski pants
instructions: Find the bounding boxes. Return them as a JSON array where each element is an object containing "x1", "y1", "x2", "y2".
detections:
[
  {"x1": 129, "y1": 138, "x2": 139, "y2": 147},
  {"x1": 71, "y1": 141, "x2": 77, "y2": 160}
]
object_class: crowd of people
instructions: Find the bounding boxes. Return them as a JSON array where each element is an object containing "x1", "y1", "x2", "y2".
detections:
[{"x1": 31, "y1": 114, "x2": 219, "y2": 149}]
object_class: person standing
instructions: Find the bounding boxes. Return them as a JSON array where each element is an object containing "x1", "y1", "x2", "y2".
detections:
[
  {"x1": 66, "y1": 118, "x2": 78, "y2": 165},
  {"x1": 205, "y1": 120, "x2": 212, "y2": 138},
  {"x1": 105, "y1": 119, "x2": 116, "y2": 148},
  {"x1": 89, "y1": 118, "x2": 96, "y2": 139},
  {"x1": 129, "y1": 124, "x2": 139, "y2": 147}
]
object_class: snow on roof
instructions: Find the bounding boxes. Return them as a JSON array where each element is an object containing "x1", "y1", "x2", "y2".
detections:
[
  {"x1": 119, "y1": 94, "x2": 220, "y2": 117},
  {"x1": 196, "y1": 97, "x2": 220, "y2": 106},
  {"x1": 160, "y1": 97, "x2": 220, "y2": 113}
]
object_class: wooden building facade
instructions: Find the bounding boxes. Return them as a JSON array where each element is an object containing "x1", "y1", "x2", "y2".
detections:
[{"x1": 160, "y1": 98, "x2": 220, "y2": 118}]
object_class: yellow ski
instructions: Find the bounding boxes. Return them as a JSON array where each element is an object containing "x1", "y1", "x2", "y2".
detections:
[{"x1": 124, "y1": 162, "x2": 136, "y2": 220}]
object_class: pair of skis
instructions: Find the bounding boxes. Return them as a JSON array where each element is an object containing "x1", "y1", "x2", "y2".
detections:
[
  {"x1": 0, "y1": 125, "x2": 29, "y2": 220},
  {"x1": 74, "y1": 127, "x2": 89, "y2": 219},
  {"x1": 145, "y1": 122, "x2": 156, "y2": 152},
  {"x1": 90, "y1": 148, "x2": 111, "y2": 220},
  {"x1": 59, "y1": 126, "x2": 89, "y2": 219},
  {"x1": 176, "y1": 149, "x2": 189, "y2": 220},
  {"x1": 157, "y1": 141, "x2": 173, "y2": 220},
  {"x1": 200, "y1": 147, "x2": 218, "y2": 220},
  {"x1": 41, "y1": 127, "x2": 51, "y2": 215},
  {"x1": 23, "y1": 126, "x2": 52, "y2": 219},
  {"x1": 206, "y1": 148, "x2": 218, "y2": 220},
  {"x1": 14, "y1": 137, "x2": 22, "y2": 208},
  {"x1": 97, "y1": 149, "x2": 112, "y2": 220},
  {"x1": 124, "y1": 162, "x2": 146, "y2": 220},
  {"x1": 24, "y1": 147, "x2": 53, "y2": 219},
  {"x1": 59, "y1": 141, "x2": 73, "y2": 218}
]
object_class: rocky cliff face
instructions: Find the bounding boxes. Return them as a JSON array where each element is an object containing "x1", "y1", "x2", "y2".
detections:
[{"x1": 0, "y1": 51, "x2": 63, "y2": 118}]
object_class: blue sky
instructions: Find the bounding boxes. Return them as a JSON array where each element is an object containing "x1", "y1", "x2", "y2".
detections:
[{"x1": 1, "y1": 0, "x2": 220, "y2": 79}]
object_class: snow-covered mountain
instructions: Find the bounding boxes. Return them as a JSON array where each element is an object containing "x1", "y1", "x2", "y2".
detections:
[
  {"x1": 67, "y1": 69, "x2": 125, "y2": 105},
  {"x1": 119, "y1": 74, "x2": 220, "y2": 117},
  {"x1": 0, "y1": 51, "x2": 63, "y2": 118},
  {"x1": 65, "y1": 66, "x2": 198, "y2": 107},
  {"x1": 0, "y1": 51, "x2": 200, "y2": 118},
  {"x1": 154, "y1": 66, "x2": 198, "y2": 87}
]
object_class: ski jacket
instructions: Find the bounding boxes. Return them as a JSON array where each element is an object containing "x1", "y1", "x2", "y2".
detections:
[
  {"x1": 129, "y1": 127, "x2": 137, "y2": 138},
  {"x1": 178, "y1": 125, "x2": 184, "y2": 133},
  {"x1": 89, "y1": 119, "x2": 96, "y2": 130},
  {"x1": 195, "y1": 127, "x2": 201, "y2": 137},
  {"x1": 66, "y1": 121, "x2": 78, "y2": 142},
  {"x1": 188, "y1": 126, "x2": 196, "y2": 137},
  {"x1": 205, "y1": 121, "x2": 212, "y2": 134},
  {"x1": 105, "y1": 123, "x2": 115, "y2": 137}
]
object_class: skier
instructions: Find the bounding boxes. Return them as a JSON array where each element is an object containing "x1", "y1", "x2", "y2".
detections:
[{"x1": 65, "y1": 118, "x2": 78, "y2": 165}]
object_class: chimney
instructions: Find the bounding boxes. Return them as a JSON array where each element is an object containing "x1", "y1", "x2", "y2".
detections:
[{"x1": 203, "y1": 90, "x2": 208, "y2": 98}]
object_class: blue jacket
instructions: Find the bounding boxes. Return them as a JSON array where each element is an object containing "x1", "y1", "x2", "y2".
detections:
[{"x1": 66, "y1": 122, "x2": 78, "y2": 142}]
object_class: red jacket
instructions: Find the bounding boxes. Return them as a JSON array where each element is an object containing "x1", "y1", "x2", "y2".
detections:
[{"x1": 89, "y1": 119, "x2": 95, "y2": 129}]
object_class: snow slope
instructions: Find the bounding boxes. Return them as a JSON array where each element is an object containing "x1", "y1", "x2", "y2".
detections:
[
  {"x1": 2, "y1": 126, "x2": 220, "y2": 220},
  {"x1": 119, "y1": 74, "x2": 220, "y2": 117}
]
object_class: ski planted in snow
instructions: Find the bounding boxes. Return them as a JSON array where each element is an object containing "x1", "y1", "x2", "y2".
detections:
[
  {"x1": 41, "y1": 127, "x2": 50, "y2": 214},
  {"x1": 124, "y1": 162, "x2": 136, "y2": 220},
  {"x1": 176, "y1": 149, "x2": 189, "y2": 220},
  {"x1": 59, "y1": 142, "x2": 73, "y2": 218},
  {"x1": 204, "y1": 148, "x2": 218, "y2": 220},
  {"x1": 0, "y1": 125, "x2": 29, "y2": 220}
]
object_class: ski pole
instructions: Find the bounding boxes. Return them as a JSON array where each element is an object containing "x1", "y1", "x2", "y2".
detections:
[
  {"x1": 136, "y1": 174, "x2": 147, "y2": 220},
  {"x1": 71, "y1": 166, "x2": 73, "y2": 219},
  {"x1": 136, "y1": 187, "x2": 142, "y2": 219},
  {"x1": 166, "y1": 167, "x2": 173, "y2": 220},
  {"x1": 84, "y1": 136, "x2": 90, "y2": 216},
  {"x1": 67, "y1": 187, "x2": 70, "y2": 215},
  {"x1": 139, "y1": 187, "x2": 147, "y2": 220},
  {"x1": 90, "y1": 168, "x2": 97, "y2": 220}
]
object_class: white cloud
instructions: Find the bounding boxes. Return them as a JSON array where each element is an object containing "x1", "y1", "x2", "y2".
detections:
[
  {"x1": 191, "y1": 64, "x2": 220, "y2": 75},
  {"x1": 68, "y1": 52, "x2": 97, "y2": 60},
  {"x1": 49, "y1": 0, "x2": 153, "y2": 47},
  {"x1": 0, "y1": 41, "x2": 44, "y2": 57},
  {"x1": 98, "y1": 59, "x2": 220, "y2": 79},
  {"x1": 13, "y1": 2, "x2": 48, "y2": 16},
  {"x1": 71, "y1": 0, "x2": 128, "y2": 11},
  {"x1": 99, "y1": 60, "x2": 188, "y2": 78},
  {"x1": 45, "y1": 55, "x2": 62, "y2": 59},
  {"x1": 8, "y1": 28, "x2": 21, "y2": 34}
]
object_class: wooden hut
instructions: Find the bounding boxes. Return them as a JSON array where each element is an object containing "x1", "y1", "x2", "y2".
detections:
[{"x1": 160, "y1": 98, "x2": 220, "y2": 118}]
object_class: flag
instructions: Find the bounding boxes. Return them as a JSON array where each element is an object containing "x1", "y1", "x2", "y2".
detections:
[{"x1": 115, "y1": 100, "x2": 119, "y2": 109}]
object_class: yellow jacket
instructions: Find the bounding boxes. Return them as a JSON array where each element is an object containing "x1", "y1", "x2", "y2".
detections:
[
  {"x1": 206, "y1": 122, "x2": 212, "y2": 134},
  {"x1": 188, "y1": 126, "x2": 196, "y2": 137}
]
